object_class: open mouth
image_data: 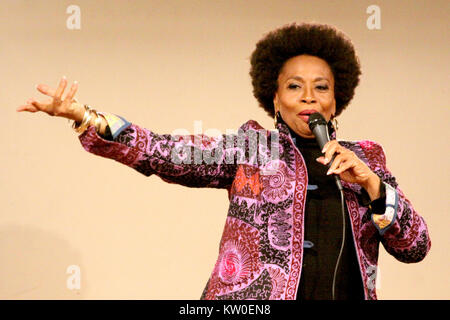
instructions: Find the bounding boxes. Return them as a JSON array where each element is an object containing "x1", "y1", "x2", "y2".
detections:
[{"x1": 297, "y1": 110, "x2": 318, "y2": 122}]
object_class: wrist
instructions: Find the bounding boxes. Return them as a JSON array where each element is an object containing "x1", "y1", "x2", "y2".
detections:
[
  {"x1": 69, "y1": 102, "x2": 86, "y2": 123},
  {"x1": 362, "y1": 173, "x2": 381, "y2": 201}
]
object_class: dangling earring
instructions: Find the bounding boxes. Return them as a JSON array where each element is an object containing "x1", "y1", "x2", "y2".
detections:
[
  {"x1": 274, "y1": 111, "x2": 280, "y2": 128},
  {"x1": 331, "y1": 116, "x2": 339, "y2": 131}
]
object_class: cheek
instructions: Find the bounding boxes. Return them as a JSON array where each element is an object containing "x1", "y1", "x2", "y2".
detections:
[
  {"x1": 319, "y1": 93, "x2": 335, "y2": 108},
  {"x1": 280, "y1": 92, "x2": 298, "y2": 108},
  {"x1": 319, "y1": 95, "x2": 336, "y2": 118}
]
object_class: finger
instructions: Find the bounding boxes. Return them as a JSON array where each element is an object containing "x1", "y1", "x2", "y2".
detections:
[
  {"x1": 63, "y1": 81, "x2": 78, "y2": 103},
  {"x1": 316, "y1": 156, "x2": 326, "y2": 164},
  {"x1": 331, "y1": 159, "x2": 355, "y2": 175},
  {"x1": 321, "y1": 140, "x2": 334, "y2": 154},
  {"x1": 36, "y1": 83, "x2": 56, "y2": 97},
  {"x1": 18, "y1": 98, "x2": 40, "y2": 112},
  {"x1": 17, "y1": 104, "x2": 39, "y2": 112},
  {"x1": 327, "y1": 153, "x2": 346, "y2": 174},
  {"x1": 54, "y1": 76, "x2": 67, "y2": 101},
  {"x1": 30, "y1": 98, "x2": 45, "y2": 111},
  {"x1": 323, "y1": 141, "x2": 340, "y2": 165}
]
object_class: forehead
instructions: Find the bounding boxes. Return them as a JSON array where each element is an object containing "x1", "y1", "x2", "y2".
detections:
[{"x1": 279, "y1": 54, "x2": 334, "y2": 82}]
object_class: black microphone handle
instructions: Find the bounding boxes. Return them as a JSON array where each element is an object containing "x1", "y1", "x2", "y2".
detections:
[
  {"x1": 328, "y1": 155, "x2": 343, "y2": 191},
  {"x1": 311, "y1": 124, "x2": 343, "y2": 191}
]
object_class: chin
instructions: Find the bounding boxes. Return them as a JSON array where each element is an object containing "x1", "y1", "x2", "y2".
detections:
[
  {"x1": 300, "y1": 132, "x2": 315, "y2": 139},
  {"x1": 296, "y1": 123, "x2": 311, "y2": 135}
]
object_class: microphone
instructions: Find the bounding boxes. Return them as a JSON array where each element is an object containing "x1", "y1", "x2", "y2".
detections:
[{"x1": 308, "y1": 112, "x2": 343, "y2": 191}]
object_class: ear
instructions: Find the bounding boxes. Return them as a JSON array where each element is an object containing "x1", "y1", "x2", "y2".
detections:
[
  {"x1": 273, "y1": 93, "x2": 279, "y2": 114},
  {"x1": 331, "y1": 97, "x2": 337, "y2": 117}
]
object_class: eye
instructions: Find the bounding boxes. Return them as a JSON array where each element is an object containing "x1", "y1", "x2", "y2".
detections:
[
  {"x1": 288, "y1": 83, "x2": 300, "y2": 89},
  {"x1": 316, "y1": 85, "x2": 329, "y2": 90}
]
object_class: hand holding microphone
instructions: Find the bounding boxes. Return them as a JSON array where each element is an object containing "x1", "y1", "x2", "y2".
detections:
[
  {"x1": 308, "y1": 112, "x2": 381, "y2": 197},
  {"x1": 308, "y1": 112, "x2": 343, "y2": 190}
]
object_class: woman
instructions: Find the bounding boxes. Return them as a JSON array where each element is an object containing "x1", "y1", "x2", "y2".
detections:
[{"x1": 17, "y1": 23, "x2": 430, "y2": 300}]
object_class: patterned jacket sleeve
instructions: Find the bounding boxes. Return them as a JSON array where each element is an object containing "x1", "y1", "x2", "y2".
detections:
[
  {"x1": 78, "y1": 113, "x2": 242, "y2": 189},
  {"x1": 359, "y1": 141, "x2": 431, "y2": 263}
]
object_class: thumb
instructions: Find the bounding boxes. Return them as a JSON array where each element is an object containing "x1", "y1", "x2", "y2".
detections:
[{"x1": 315, "y1": 156, "x2": 327, "y2": 165}]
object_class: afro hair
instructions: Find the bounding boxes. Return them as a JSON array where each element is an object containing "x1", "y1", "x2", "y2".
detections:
[{"x1": 249, "y1": 22, "x2": 362, "y2": 118}]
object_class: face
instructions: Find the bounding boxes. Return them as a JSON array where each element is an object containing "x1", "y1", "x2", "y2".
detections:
[{"x1": 273, "y1": 54, "x2": 336, "y2": 139}]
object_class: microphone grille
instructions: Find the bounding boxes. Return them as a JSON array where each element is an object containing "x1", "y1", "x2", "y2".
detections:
[{"x1": 308, "y1": 112, "x2": 327, "y2": 131}]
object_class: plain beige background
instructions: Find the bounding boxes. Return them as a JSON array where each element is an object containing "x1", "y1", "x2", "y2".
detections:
[{"x1": 1, "y1": 0, "x2": 448, "y2": 299}]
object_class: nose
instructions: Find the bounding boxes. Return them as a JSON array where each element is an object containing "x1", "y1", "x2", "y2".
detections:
[{"x1": 301, "y1": 85, "x2": 316, "y2": 104}]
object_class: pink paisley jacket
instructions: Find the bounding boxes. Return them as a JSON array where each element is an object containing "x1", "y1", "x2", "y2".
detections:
[{"x1": 78, "y1": 118, "x2": 431, "y2": 300}]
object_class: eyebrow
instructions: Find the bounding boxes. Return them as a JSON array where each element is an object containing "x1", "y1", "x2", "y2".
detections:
[{"x1": 287, "y1": 76, "x2": 330, "y2": 82}]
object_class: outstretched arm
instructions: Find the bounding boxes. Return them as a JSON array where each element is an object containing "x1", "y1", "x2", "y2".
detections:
[
  {"x1": 78, "y1": 120, "x2": 241, "y2": 189},
  {"x1": 17, "y1": 76, "x2": 241, "y2": 189}
]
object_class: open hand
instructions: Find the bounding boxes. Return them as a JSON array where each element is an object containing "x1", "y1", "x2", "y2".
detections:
[{"x1": 17, "y1": 76, "x2": 80, "y2": 120}]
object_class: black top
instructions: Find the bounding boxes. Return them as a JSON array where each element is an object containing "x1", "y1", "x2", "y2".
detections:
[{"x1": 286, "y1": 125, "x2": 366, "y2": 300}]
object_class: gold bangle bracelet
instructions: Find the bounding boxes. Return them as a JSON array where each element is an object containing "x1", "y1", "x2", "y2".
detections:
[
  {"x1": 94, "y1": 111, "x2": 107, "y2": 134},
  {"x1": 72, "y1": 104, "x2": 92, "y2": 134},
  {"x1": 94, "y1": 112, "x2": 102, "y2": 132},
  {"x1": 71, "y1": 104, "x2": 108, "y2": 135}
]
